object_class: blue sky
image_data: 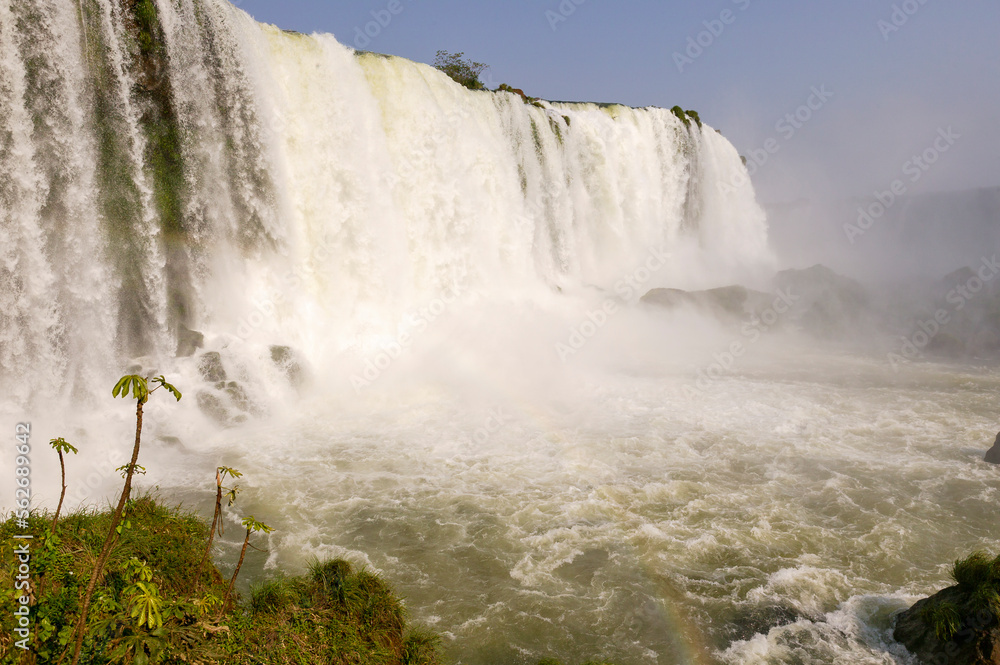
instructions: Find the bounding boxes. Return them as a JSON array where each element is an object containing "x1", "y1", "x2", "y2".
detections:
[{"x1": 232, "y1": 0, "x2": 999, "y2": 205}]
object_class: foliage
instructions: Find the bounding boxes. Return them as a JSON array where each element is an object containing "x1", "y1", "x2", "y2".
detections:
[
  {"x1": 50, "y1": 437, "x2": 79, "y2": 456},
  {"x1": 220, "y1": 559, "x2": 439, "y2": 665},
  {"x1": 951, "y1": 550, "x2": 1000, "y2": 615},
  {"x1": 71, "y1": 375, "x2": 183, "y2": 665},
  {"x1": 433, "y1": 50, "x2": 488, "y2": 90},
  {"x1": 670, "y1": 105, "x2": 703, "y2": 130},
  {"x1": 0, "y1": 501, "x2": 447, "y2": 665},
  {"x1": 0, "y1": 495, "x2": 227, "y2": 664},
  {"x1": 919, "y1": 600, "x2": 962, "y2": 641}
]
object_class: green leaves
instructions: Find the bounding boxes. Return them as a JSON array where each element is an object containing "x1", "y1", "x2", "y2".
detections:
[
  {"x1": 433, "y1": 50, "x2": 488, "y2": 90},
  {"x1": 113, "y1": 375, "x2": 149, "y2": 403},
  {"x1": 127, "y1": 581, "x2": 164, "y2": 630},
  {"x1": 219, "y1": 466, "x2": 242, "y2": 482},
  {"x1": 151, "y1": 375, "x2": 182, "y2": 401},
  {"x1": 49, "y1": 437, "x2": 78, "y2": 455},
  {"x1": 112, "y1": 374, "x2": 182, "y2": 404},
  {"x1": 116, "y1": 463, "x2": 146, "y2": 478},
  {"x1": 241, "y1": 515, "x2": 274, "y2": 535}
]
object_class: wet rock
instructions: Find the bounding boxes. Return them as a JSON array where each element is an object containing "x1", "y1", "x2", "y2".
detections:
[
  {"x1": 269, "y1": 345, "x2": 306, "y2": 387},
  {"x1": 157, "y1": 435, "x2": 186, "y2": 451},
  {"x1": 198, "y1": 351, "x2": 226, "y2": 382},
  {"x1": 641, "y1": 285, "x2": 772, "y2": 320},
  {"x1": 124, "y1": 357, "x2": 158, "y2": 378},
  {"x1": 196, "y1": 391, "x2": 229, "y2": 425},
  {"x1": 986, "y1": 433, "x2": 1000, "y2": 465},
  {"x1": 219, "y1": 380, "x2": 252, "y2": 413},
  {"x1": 893, "y1": 585, "x2": 1000, "y2": 665},
  {"x1": 724, "y1": 604, "x2": 802, "y2": 644},
  {"x1": 175, "y1": 325, "x2": 204, "y2": 357}
]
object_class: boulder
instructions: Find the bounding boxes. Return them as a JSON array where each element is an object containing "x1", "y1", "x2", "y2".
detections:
[
  {"x1": 641, "y1": 285, "x2": 772, "y2": 320},
  {"x1": 986, "y1": 433, "x2": 1000, "y2": 465},
  {"x1": 893, "y1": 585, "x2": 1000, "y2": 664},
  {"x1": 269, "y1": 345, "x2": 307, "y2": 387},
  {"x1": 197, "y1": 351, "x2": 226, "y2": 383},
  {"x1": 175, "y1": 325, "x2": 204, "y2": 357}
]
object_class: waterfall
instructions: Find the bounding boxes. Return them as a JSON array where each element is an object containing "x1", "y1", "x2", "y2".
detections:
[{"x1": 0, "y1": 0, "x2": 770, "y2": 410}]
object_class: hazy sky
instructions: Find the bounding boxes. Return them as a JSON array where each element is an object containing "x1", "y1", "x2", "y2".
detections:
[{"x1": 231, "y1": 0, "x2": 999, "y2": 205}]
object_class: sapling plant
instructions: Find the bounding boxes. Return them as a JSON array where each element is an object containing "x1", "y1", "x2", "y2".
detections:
[
  {"x1": 223, "y1": 515, "x2": 274, "y2": 610},
  {"x1": 194, "y1": 465, "x2": 242, "y2": 589},
  {"x1": 70, "y1": 374, "x2": 181, "y2": 665},
  {"x1": 49, "y1": 437, "x2": 78, "y2": 531}
]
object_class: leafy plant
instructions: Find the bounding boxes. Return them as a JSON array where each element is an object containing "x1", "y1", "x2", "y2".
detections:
[
  {"x1": 920, "y1": 600, "x2": 962, "y2": 641},
  {"x1": 49, "y1": 437, "x2": 79, "y2": 530},
  {"x1": 194, "y1": 466, "x2": 242, "y2": 590},
  {"x1": 70, "y1": 374, "x2": 182, "y2": 665},
  {"x1": 952, "y1": 550, "x2": 997, "y2": 590},
  {"x1": 223, "y1": 516, "x2": 274, "y2": 611},
  {"x1": 433, "y1": 50, "x2": 488, "y2": 90}
]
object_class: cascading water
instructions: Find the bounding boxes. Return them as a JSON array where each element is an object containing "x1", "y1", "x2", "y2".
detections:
[
  {"x1": 0, "y1": 0, "x2": 768, "y2": 410},
  {"x1": 4, "y1": 2, "x2": 997, "y2": 665}
]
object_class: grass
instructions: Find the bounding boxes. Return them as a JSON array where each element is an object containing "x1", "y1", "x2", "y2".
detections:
[
  {"x1": 951, "y1": 550, "x2": 1000, "y2": 615},
  {"x1": 0, "y1": 495, "x2": 443, "y2": 665}
]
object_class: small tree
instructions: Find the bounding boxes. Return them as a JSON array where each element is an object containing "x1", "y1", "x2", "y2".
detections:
[
  {"x1": 434, "y1": 50, "x2": 488, "y2": 90},
  {"x1": 49, "y1": 437, "x2": 78, "y2": 531},
  {"x1": 70, "y1": 374, "x2": 181, "y2": 665},
  {"x1": 194, "y1": 466, "x2": 242, "y2": 590},
  {"x1": 223, "y1": 515, "x2": 274, "y2": 610}
]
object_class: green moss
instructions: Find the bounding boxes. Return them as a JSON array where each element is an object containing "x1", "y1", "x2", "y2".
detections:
[{"x1": 0, "y1": 497, "x2": 446, "y2": 664}]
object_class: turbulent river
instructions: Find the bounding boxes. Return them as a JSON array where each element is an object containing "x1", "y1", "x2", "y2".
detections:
[{"x1": 1, "y1": 0, "x2": 998, "y2": 663}]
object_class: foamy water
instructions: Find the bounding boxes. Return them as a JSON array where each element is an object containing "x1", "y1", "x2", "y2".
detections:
[
  {"x1": 10, "y1": 309, "x2": 996, "y2": 665},
  {"x1": 1, "y1": 1, "x2": 997, "y2": 663}
]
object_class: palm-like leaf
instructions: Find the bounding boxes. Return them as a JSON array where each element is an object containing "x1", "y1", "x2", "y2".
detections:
[
  {"x1": 49, "y1": 437, "x2": 78, "y2": 455},
  {"x1": 242, "y1": 515, "x2": 274, "y2": 534},
  {"x1": 151, "y1": 375, "x2": 182, "y2": 401},
  {"x1": 128, "y1": 581, "x2": 164, "y2": 629},
  {"x1": 113, "y1": 375, "x2": 149, "y2": 403}
]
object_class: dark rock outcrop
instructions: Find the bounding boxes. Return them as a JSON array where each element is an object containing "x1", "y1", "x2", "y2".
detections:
[
  {"x1": 894, "y1": 585, "x2": 1000, "y2": 664},
  {"x1": 986, "y1": 433, "x2": 1000, "y2": 465},
  {"x1": 723, "y1": 604, "x2": 803, "y2": 644},
  {"x1": 641, "y1": 285, "x2": 773, "y2": 321},
  {"x1": 270, "y1": 345, "x2": 307, "y2": 387},
  {"x1": 175, "y1": 325, "x2": 204, "y2": 357},
  {"x1": 197, "y1": 351, "x2": 226, "y2": 383}
]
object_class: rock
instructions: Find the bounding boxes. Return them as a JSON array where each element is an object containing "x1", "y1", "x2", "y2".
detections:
[
  {"x1": 269, "y1": 345, "x2": 306, "y2": 387},
  {"x1": 219, "y1": 380, "x2": 253, "y2": 413},
  {"x1": 773, "y1": 265, "x2": 870, "y2": 339},
  {"x1": 641, "y1": 285, "x2": 772, "y2": 320},
  {"x1": 893, "y1": 585, "x2": 1000, "y2": 664},
  {"x1": 986, "y1": 433, "x2": 1000, "y2": 465},
  {"x1": 198, "y1": 351, "x2": 226, "y2": 382},
  {"x1": 175, "y1": 325, "x2": 204, "y2": 357},
  {"x1": 196, "y1": 391, "x2": 229, "y2": 425},
  {"x1": 157, "y1": 435, "x2": 186, "y2": 451},
  {"x1": 498, "y1": 83, "x2": 528, "y2": 101},
  {"x1": 724, "y1": 604, "x2": 803, "y2": 644},
  {"x1": 124, "y1": 357, "x2": 158, "y2": 378}
]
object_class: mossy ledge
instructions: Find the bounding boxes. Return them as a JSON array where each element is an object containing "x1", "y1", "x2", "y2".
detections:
[
  {"x1": 893, "y1": 551, "x2": 1000, "y2": 665},
  {"x1": 0, "y1": 495, "x2": 443, "y2": 664}
]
